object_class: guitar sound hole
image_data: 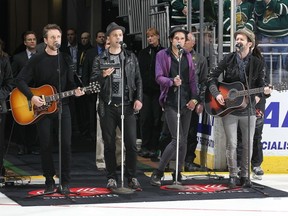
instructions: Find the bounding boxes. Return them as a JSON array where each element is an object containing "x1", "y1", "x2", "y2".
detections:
[{"x1": 228, "y1": 89, "x2": 237, "y2": 100}]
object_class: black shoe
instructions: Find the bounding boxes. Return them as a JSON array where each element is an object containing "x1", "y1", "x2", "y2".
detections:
[
  {"x1": 150, "y1": 169, "x2": 163, "y2": 187},
  {"x1": 172, "y1": 171, "x2": 182, "y2": 185},
  {"x1": 128, "y1": 178, "x2": 142, "y2": 191},
  {"x1": 44, "y1": 177, "x2": 56, "y2": 193},
  {"x1": 17, "y1": 146, "x2": 26, "y2": 155},
  {"x1": 0, "y1": 175, "x2": 5, "y2": 184},
  {"x1": 228, "y1": 176, "x2": 238, "y2": 189},
  {"x1": 61, "y1": 184, "x2": 71, "y2": 195},
  {"x1": 240, "y1": 177, "x2": 252, "y2": 188},
  {"x1": 138, "y1": 149, "x2": 150, "y2": 157},
  {"x1": 44, "y1": 183, "x2": 56, "y2": 193},
  {"x1": 185, "y1": 162, "x2": 201, "y2": 172},
  {"x1": 106, "y1": 178, "x2": 117, "y2": 189}
]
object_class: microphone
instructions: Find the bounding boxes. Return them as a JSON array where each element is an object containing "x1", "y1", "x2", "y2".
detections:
[
  {"x1": 119, "y1": 41, "x2": 127, "y2": 48},
  {"x1": 55, "y1": 43, "x2": 61, "y2": 49},
  {"x1": 176, "y1": 43, "x2": 184, "y2": 53},
  {"x1": 235, "y1": 43, "x2": 243, "y2": 50}
]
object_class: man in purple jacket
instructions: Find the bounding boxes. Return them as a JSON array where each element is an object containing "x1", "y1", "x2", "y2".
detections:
[{"x1": 150, "y1": 27, "x2": 198, "y2": 186}]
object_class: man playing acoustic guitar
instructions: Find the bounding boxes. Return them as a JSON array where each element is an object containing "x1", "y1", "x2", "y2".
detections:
[
  {"x1": 15, "y1": 24, "x2": 85, "y2": 194},
  {"x1": 206, "y1": 27, "x2": 272, "y2": 189}
]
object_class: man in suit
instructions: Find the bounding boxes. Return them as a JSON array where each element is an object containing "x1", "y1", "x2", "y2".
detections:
[
  {"x1": 81, "y1": 30, "x2": 106, "y2": 143},
  {"x1": 11, "y1": 31, "x2": 39, "y2": 155},
  {"x1": 60, "y1": 28, "x2": 85, "y2": 136}
]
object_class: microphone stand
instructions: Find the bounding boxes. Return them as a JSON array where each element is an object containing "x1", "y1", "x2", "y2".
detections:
[
  {"x1": 111, "y1": 43, "x2": 134, "y2": 195},
  {"x1": 166, "y1": 47, "x2": 188, "y2": 190},
  {"x1": 242, "y1": 53, "x2": 267, "y2": 196}
]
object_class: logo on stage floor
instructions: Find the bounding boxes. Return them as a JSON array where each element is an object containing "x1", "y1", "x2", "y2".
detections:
[
  {"x1": 161, "y1": 184, "x2": 238, "y2": 193},
  {"x1": 28, "y1": 187, "x2": 112, "y2": 197}
]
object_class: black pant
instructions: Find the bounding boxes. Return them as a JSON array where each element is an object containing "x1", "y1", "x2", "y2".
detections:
[
  {"x1": 185, "y1": 110, "x2": 199, "y2": 163},
  {"x1": 158, "y1": 106, "x2": 192, "y2": 171},
  {"x1": 140, "y1": 93, "x2": 162, "y2": 151},
  {"x1": 251, "y1": 117, "x2": 264, "y2": 167},
  {"x1": 99, "y1": 103, "x2": 138, "y2": 181},
  {"x1": 36, "y1": 104, "x2": 72, "y2": 184}
]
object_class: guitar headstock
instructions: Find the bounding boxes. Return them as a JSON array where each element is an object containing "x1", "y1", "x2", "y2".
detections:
[
  {"x1": 83, "y1": 82, "x2": 101, "y2": 94},
  {"x1": 273, "y1": 82, "x2": 288, "y2": 92}
]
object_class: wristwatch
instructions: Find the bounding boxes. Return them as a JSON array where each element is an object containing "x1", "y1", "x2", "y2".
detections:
[{"x1": 192, "y1": 99, "x2": 198, "y2": 105}]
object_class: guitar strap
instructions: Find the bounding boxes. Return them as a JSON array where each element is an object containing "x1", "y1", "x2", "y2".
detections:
[{"x1": 0, "y1": 100, "x2": 7, "y2": 114}]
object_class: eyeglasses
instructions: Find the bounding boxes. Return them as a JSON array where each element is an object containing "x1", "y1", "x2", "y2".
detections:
[{"x1": 26, "y1": 38, "x2": 36, "y2": 42}]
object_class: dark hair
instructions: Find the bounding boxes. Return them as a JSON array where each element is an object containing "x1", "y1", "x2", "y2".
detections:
[
  {"x1": 252, "y1": 40, "x2": 263, "y2": 60},
  {"x1": 43, "y1": 24, "x2": 62, "y2": 38},
  {"x1": 23, "y1": 30, "x2": 37, "y2": 41},
  {"x1": 0, "y1": 38, "x2": 8, "y2": 57},
  {"x1": 95, "y1": 30, "x2": 105, "y2": 38}
]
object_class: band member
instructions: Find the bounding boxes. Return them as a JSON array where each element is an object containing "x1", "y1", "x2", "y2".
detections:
[
  {"x1": 90, "y1": 22, "x2": 143, "y2": 190},
  {"x1": 150, "y1": 27, "x2": 198, "y2": 186},
  {"x1": 207, "y1": 27, "x2": 272, "y2": 188},
  {"x1": 15, "y1": 24, "x2": 85, "y2": 194}
]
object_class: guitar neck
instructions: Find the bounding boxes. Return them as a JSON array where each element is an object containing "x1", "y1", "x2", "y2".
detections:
[
  {"x1": 45, "y1": 87, "x2": 85, "y2": 103},
  {"x1": 237, "y1": 87, "x2": 264, "y2": 97}
]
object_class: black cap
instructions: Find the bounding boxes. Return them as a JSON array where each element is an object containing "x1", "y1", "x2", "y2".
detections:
[
  {"x1": 106, "y1": 22, "x2": 125, "y2": 36},
  {"x1": 169, "y1": 27, "x2": 189, "y2": 38}
]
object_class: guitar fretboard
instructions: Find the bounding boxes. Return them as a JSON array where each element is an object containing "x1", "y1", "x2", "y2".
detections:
[{"x1": 236, "y1": 87, "x2": 265, "y2": 97}]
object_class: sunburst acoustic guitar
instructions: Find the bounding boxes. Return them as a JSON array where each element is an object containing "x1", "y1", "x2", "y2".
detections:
[{"x1": 10, "y1": 82, "x2": 100, "y2": 125}]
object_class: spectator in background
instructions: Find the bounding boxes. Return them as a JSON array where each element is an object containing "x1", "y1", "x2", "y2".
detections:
[
  {"x1": 81, "y1": 30, "x2": 106, "y2": 142},
  {"x1": 223, "y1": 0, "x2": 255, "y2": 33},
  {"x1": 11, "y1": 31, "x2": 40, "y2": 155},
  {"x1": 255, "y1": 0, "x2": 288, "y2": 72},
  {"x1": 137, "y1": 27, "x2": 164, "y2": 160},
  {"x1": 0, "y1": 38, "x2": 14, "y2": 184},
  {"x1": 169, "y1": 0, "x2": 217, "y2": 26},
  {"x1": 183, "y1": 32, "x2": 208, "y2": 171}
]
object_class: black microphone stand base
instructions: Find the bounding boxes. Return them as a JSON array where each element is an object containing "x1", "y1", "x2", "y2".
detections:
[
  {"x1": 27, "y1": 184, "x2": 80, "y2": 198},
  {"x1": 243, "y1": 182, "x2": 269, "y2": 196}
]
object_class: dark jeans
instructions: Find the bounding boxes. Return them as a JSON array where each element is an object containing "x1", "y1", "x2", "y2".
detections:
[
  {"x1": 99, "y1": 103, "x2": 138, "y2": 181},
  {"x1": 140, "y1": 93, "x2": 162, "y2": 151},
  {"x1": 36, "y1": 104, "x2": 72, "y2": 184}
]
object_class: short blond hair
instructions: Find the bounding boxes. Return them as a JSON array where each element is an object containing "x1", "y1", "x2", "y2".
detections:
[{"x1": 146, "y1": 27, "x2": 159, "y2": 36}]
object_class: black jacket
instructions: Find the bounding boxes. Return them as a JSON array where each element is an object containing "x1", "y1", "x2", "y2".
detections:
[
  {"x1": 138, "y1": 45, "x2": 164, "y2": 95},
  {"x1": 0, "y1": 56, "x2": 13, "y2": 101},
  {"x1": 90, "y1": 48, "x2": 143, "y2": 105}
]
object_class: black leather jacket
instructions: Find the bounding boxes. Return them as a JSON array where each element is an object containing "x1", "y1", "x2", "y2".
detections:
[{"x1": 90, "y1": 48, "x2": 143, "y2": 105}]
